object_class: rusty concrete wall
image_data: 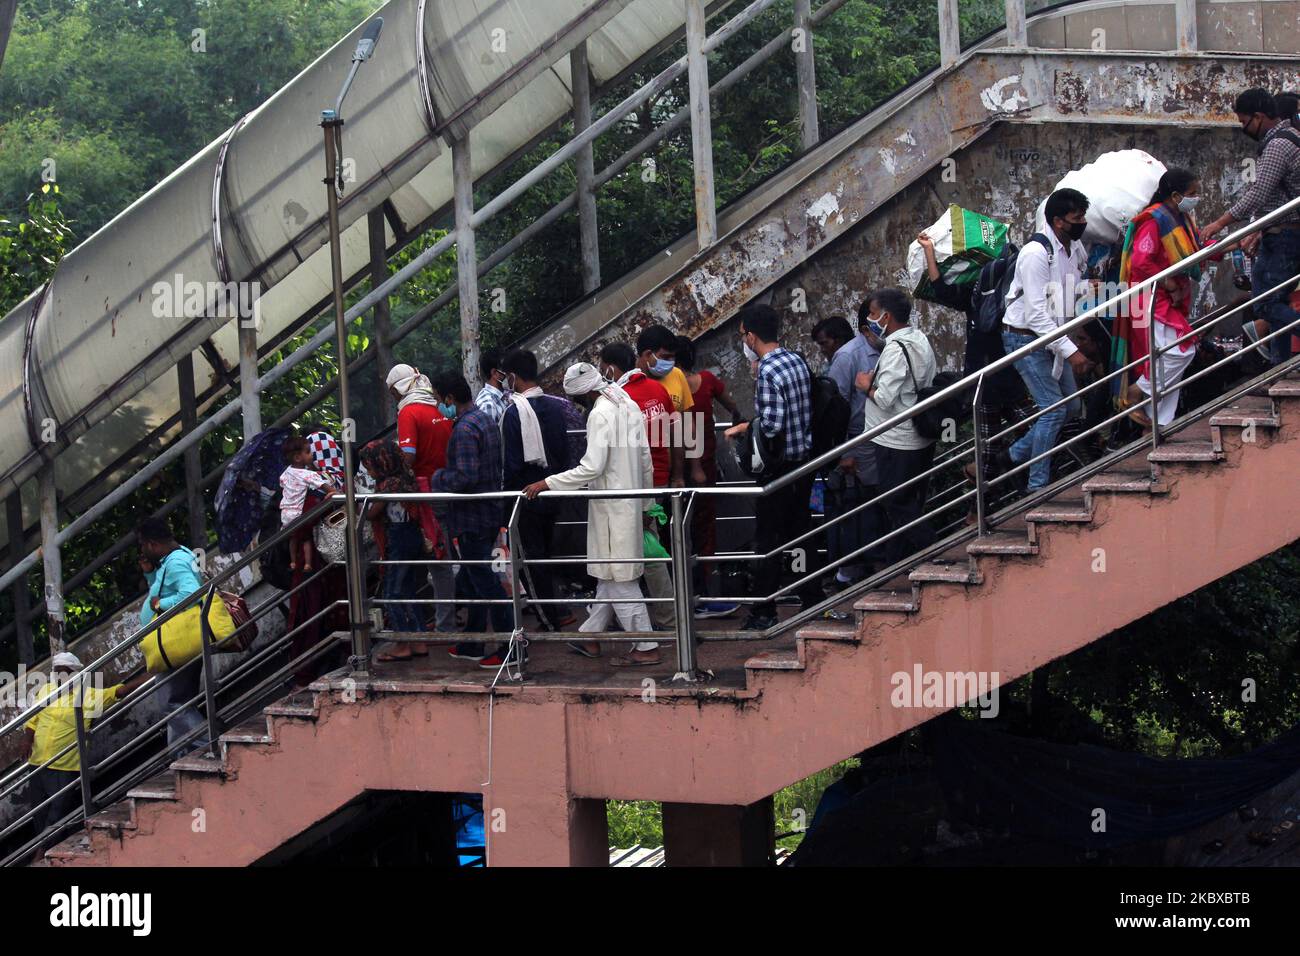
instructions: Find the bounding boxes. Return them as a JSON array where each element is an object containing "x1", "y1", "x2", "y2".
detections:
[{"x1": 695, "y1": 121, "x2": 1256, "y2": 426}]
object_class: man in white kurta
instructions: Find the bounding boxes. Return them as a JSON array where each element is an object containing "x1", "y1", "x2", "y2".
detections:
[{"x1": 523, "y1": 363, "x2": 658, "y2": 665}]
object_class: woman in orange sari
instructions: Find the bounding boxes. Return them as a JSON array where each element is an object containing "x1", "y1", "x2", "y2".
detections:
[{"x1": 1113, "y1": 168, "x2": 1203, "y2": 428}]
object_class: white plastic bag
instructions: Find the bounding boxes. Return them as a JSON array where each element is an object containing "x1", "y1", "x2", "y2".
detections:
[{"x1": 1033, "y1": 149, "x2": 1167, "y2": 246}]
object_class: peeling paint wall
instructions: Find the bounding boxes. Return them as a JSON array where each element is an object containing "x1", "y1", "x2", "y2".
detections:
[{"x1": 695, "y1": 122, "x2": 1254, "y2": 438}]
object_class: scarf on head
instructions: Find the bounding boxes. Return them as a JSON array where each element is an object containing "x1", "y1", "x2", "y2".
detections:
[
  {"x1": 566, "y1": 362, "x2": 636, "y2": 413},
  {"x1": 359, "y1": 439, "x2": 417, "y2": 495},
  {"x1": 507, "y1": 386, "x2": 548, "y2": 468},
  {"x1": 386, "y1": 363, "x2": 440, "y2": 413},
  {"x1": 305, "y1": 431, "x2": 345, "y2": 489}
]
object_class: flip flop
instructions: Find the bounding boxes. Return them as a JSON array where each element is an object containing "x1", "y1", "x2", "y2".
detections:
[
  {"x1": 375, "y1": 647, "x2": 418, "y2": 663},
  {"x1": 566, "y1": 641, "x2": 601, "y2": 658},
  {"x1": 610, "y1": 655, "x2": 661, "y2": 667}
]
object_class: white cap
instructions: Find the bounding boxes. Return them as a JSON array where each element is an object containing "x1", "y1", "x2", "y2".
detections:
[
  {"x1": 51, "y1": 652, "x2": 82, "y2": 671},
  {"x1": 563, "y1": 362, "x2": 604, "y2": 396}
]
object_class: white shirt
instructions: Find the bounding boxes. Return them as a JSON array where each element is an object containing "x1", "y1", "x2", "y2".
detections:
[
  {"x1": 1003, "y1": 228, "x2": 1088, "y2": 373},
  {"x1": 862, "y1": 325, "x2": 938, "y2": 451}
]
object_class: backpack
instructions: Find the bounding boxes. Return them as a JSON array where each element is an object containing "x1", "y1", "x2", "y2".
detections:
[
  {"x1": 895, "y1": 340, "x2": 964, "y2": 442},
  {"x1": 972, "y1": 233, "x2": 1053, "y2": 334},
  {"x1": 808, "y1": 372, "x2": 851, "y2": 460},
  {"x1": 1261, "y1": 127, "x2": 1300, "y2": 200}
]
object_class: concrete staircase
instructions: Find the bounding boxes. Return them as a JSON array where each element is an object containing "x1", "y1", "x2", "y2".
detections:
[{"x1": 37, "y1": 379, "x2": 1300, "y2": 867}]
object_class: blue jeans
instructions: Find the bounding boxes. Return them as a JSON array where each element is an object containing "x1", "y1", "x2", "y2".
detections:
[
  {"x1": 382, "y1": 522, "x2": 425, "y2": 633},
  {"x1": 1004, "y1": 331, "x2": 1080, "y2": 490},
  {"x1": 454, "y1": 530, "x2": 513, "y2": 635},
  {"x1": 1251, "y1": 230, "x2": 1300, "y2": 366}
]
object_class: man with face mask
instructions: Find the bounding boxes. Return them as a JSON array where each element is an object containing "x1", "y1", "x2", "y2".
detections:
[
  {"x1": 635, "y1": 325, "x2": 703, "y2": 487},
  {"x1": 1203, "y1": 88, "x2": 1300, "y2": 368},
  {"x1": 474, "y1": 350, "x2": 510, "y2": 424},
  {"x1": 999, "y1": 187, "x2": 1094, "y2": 492}
]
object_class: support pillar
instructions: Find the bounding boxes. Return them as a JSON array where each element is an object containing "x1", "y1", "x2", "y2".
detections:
[
  {"x1": 1004, "y1": 0, "x2": 1027, "y2": 48},
  {"x1": 794, "y1": 0, "x2": 819, "y2": 151},
  {"x1": 5, "y1": 492, "x2": 34, "y2": 664},
  {"x1": 177, "y1": 354, "x2": 206, "y2": 551},
  {"x1": 684, "y1": 0, "x2": 717, "y2": 249},
  {"x1": 662, "y1": 797, "x2": 775, "y2": 867},
  {"x1": 1174, "y1": 0, "x2": 1198, "y2": 53},
  {"x1": 368, "y1": 208, "x2": 397, "y2": 425},
  {"x1": 453, "y1": 137, "x2": 482, "y2": 394},
  {"x1": 238, "y1": 315, "x2": 262, "y2": 440},
  {"x1": 938, "y1": 0, "x2": 960, "y2": 69},
  {"x1": 571, "y1": 41, "x2": 602, "y2": 294},
  {"x1": 38, "y1": 465, "x2": 65, "y2": 654}
]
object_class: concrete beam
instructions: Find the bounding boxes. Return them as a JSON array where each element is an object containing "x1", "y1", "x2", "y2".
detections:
[
  {"x1": 453, "y1": 138, "x2": 482, "y2": 394},
  {"x1": 685, "y1": 0, "x2": 718, "y2": 249},
  {"x1": 571, "y1": 41, "x2": 602, "y2": 294}
]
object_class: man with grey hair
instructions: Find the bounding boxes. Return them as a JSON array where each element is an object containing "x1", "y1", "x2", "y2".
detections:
[
  {"x1": 523, "y1": 363, "x2": 659, "y2": 666},
  {"x1": 20, "y1": 652, "x2": 149, "y2": 834}
]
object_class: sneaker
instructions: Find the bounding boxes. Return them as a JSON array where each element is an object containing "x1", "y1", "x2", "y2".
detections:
[
  {"x1": 694, "y1": 601, "x2": 740, "y2": 619},
  {"x1": 479, "y1": 644, "x2": 528, "y2": 669},
  {"x1": 741, "y1": 614, "x2": 777, "y2": 632},
  {"x1": 448, "y1": 642, "x2": 486, "y2": 661}
]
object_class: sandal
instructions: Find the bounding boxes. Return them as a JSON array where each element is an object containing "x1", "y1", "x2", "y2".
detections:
[{"x1": 567, "y1": 641, "x2": 601, "y2": 658}]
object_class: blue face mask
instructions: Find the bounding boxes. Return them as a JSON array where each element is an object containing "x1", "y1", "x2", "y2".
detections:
[
  {"x1": 439, "y1": 402, "x2": 457, "y2": 420},
  {"x1": 650, "y1": 357, "x2": 676, "y2": 377},
  {"x1": 864, "y1": 320, "x2": 884, "y2": 342}
]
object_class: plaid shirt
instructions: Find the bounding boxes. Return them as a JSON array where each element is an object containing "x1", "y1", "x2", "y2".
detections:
[
  {"x1": 1229, "y1": 124, "x2": 1300, "y2": 224},
  {"x1": 474, "y1": 383, "x2": 508, "y2": 424},
  {"x1": 754, "y1": 347, "x2": 813, "y2": 461},
  {"x1": 430, "y1": 407, "x2": 503, "y2": 539}
]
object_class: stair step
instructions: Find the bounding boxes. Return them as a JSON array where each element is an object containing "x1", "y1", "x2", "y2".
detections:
[
  {"x1": 855, "y1": 589, "x2": 920, "y2": 614},
  {"x1": 795, "y1": 622, "x2": 859, "y2": 642},
  {"x1": 744, "y1": 649, "x2": 803, "y2": 671},
  {"x1": 86, "y1": 803, "x2": 136, "y2": 831},
  {"x1": 967, "y1": 532, "x2": 1037, "y2": 556},
  {"x1": 45, "y1": 832, "x2": 95, "y2": 861},
  {"x1": 1082, "y1": 472, "x2": 1168, "y2": 495},
  {"x1": 1025, "y1": 500, "x2": 1093, "y2": 523},
  {"x1": 170, "y1": 752, "x2": 225, "y2": 775},
  {"x1": 1148, "y1": 441, "x2": 1219, "y2": 463},
  {"x1": 908, "y1": 561, "x2": 982, "y2": 585},
  {"x1": 1268, "y1": 379, "x2": 1300, "y2": 399},
  {"x1": 264, "y1": 691, "x2": 320, "y2": 720},
  {"x1": 1210, "y1": 403, "x2": 1281, "y2": 429},
  {"x1": 220, "y1": 718, "x2": 273, "y2": 745},
  {"x1": 126, "y1": 772, "x2": 177, "y2": 802}
]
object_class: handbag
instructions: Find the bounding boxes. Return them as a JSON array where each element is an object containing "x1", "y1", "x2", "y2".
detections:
[
  {"x1": 895, "y1": 341, "x2": 962, "y2": 442},
  {"x1": 313, "y1": 508, "x2": 348, "y2": 564}
]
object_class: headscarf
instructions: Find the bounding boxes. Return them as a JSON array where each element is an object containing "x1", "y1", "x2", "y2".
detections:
[
  {"x1": 359, "y1": 439, "x2": 418, "y2": 495},
  {"x1": 507, "y1": 387, "x2": 548, "y2": 468},
  {"x1": 52, "y1": 652, "x2": 82, "y2": 671},
  {"x1": 565, "y1": 362, "x2": 636, "y2": 411},
  {"x1": 386, "y1": 363, "x2": 439, "y2": 412},
  {"x1": 305, "y1": 431, "x2": 345, "y2": 489}
]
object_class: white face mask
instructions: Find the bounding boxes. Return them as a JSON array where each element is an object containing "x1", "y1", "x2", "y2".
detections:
[
  {"x1": 743, "y1": 341, "x2": 758, "y2": 362},
  {"x1": 1176, "y1": 195, "x2": 1201, "y2": 214}
]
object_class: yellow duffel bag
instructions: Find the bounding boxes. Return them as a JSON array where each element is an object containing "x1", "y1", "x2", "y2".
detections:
[{"x1": 141, "y1": 599, "x2": 237, "y2": 674}]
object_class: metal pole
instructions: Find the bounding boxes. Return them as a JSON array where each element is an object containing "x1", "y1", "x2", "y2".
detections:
[
  {"x1": 685, "y1": 0, "x2": 718, "y2": 249},
  {"x1": 5, "y1": 492, "x2": 34, "y2": 664},
  {"x1": 938, "y1": 0, "x2": 960, "y2": 68},
  {"x1": 177, "y1": 355, "x2": 206, "y2": 551},
  {"x1": 321, "y1": 113, "x2": 371, "y2": 672},
  {"x1": 506, "y1": 499, "x2": 526, "y2": 679},
  {"x1": 453, "y1": 137, "x2": 483, "y2": 395},
  {"x1": 570, "y1": 40, "x2": 602, "y2": 294},
  {"x1": 198, "y1": 587, "x2": 222, "y2": 754},
  {"x1": 237, "y1": 314, "x2": 262, "y2": 441},
  {"x1": 1004, "y1": 0, "x2": 1027, "y2": 48},
  {"x1": 971, "y1": 374, "x2": 988, "y2": 535},
  {"x1": 1174, "y1": 0, "x2": 1198, "y2": 53},
  {"x1": 368, "y1": 208, "x2": 397, "y2": 426},
  {"x1": 1146, "y1": 295, "x2": 1162, "y2": 454},
  {"x1": 38, "y1": 464, "x2": 65, "y2": 653},
  {"x1": 669, "y1": 493, "x2": 698, "y2": 680},
  {"x1": 72, "y1": 694, "x2": 95, "y2": 820},
  {"x1": 794, "y1": 0, "x2": 819, "y2": 151}
]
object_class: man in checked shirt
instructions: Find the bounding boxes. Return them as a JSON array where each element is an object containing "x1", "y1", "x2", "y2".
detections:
[
  {"x1": 1204, "y1": 88, "x2": 1300, "y2": 368},
  {"x1": 725, "y1": 303, "x2": 825, "y2": 631}
]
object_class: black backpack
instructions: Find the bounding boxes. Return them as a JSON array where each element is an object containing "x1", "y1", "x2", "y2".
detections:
[
  {"x1": 895, "y1": 340, "x2": 964, "y2": 442},
  {"x1": 808, "y1": 372, "x2": 851, "y2": 460},
  {"x1": 972, "y1": 233, "x2": 1053, "y2": 334}
]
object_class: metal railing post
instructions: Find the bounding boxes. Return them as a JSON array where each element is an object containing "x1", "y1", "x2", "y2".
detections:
[
  {"x1": 5, "y1": 492, "x2": 34, "y2": 664},
  {"x1": 506, "y1": 499, "x2": 526, "y2": 677},
  {"x1": 198, "y1": 586, "x2": 222, "y2": 755},
  {"x1": 685, "y1": 0, "x2": 718, "y2": 249},
  {"x1": 453, "y1": 136, "x2": 483, "y2": 394},
  {"x1": 794, "y1": 0, "x2": 820, "y2": 150},
  {"x1": 1174, "y1": 0, "x2": 1198, "y2": 53},
  {"x1": 971, "y1": 374, "x2": 989, "y2": 535},
  {"x1": 38, "y1": 463, "x2": 66, "y2": 653},
  {"x1": 72, "y1": 689, "x2": 95, "y2": 821},
  {"x1": 570, "y1": 39, "x2": 602, "y2": 294},
  {"x1": 669, "y1": 493, "x2": 698, "y2": 680},
  {"x1": 368, "y1": 208, "x2": 398, "y2": 425},
  {"x1": 1146, "y1": 295, "x2": 1162, "y2": 454},
  {"x1": 938, "y1": 0, "x2": 961, "y2": 68},
  {"x1": 177, "y1": 354, "x2": 207, "y2": 551},
  {"x1": 1005, "y1": 0, "x2": 1027, "y2": 48}
]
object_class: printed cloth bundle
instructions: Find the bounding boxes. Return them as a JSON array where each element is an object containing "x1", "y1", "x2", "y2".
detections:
[{"x1": 907, "y1": 205, "x2": 1010, "y2": 302}]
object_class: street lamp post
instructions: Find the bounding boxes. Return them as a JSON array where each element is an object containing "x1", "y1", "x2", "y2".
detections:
[{"x1": 321, "y1": 17, "x2": 383, "y2": 673}]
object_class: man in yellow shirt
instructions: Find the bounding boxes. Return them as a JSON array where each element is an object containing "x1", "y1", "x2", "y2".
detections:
[{"x1": 20, "y1": 652, "x2": 149, "y2": 833}]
